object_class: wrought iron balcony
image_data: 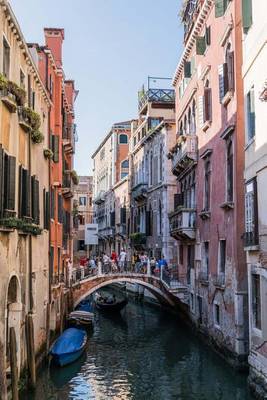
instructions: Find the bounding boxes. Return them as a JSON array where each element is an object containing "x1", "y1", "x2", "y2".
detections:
[
  {"x1": 132, "y1": 182, "x2": 148, "y2": 202},
  {"x1": 170, "y1": 135, "x2": 198, "y2": 176},
  {"x1": 169, "y1": 207, "x2": 196, "y2": 240},
  {"x1": 99, "y1": 227, "x2": 115, "y2": 238},
  {"x1": 243, "y1": 231, "x2": 259, "y2": 248},
  {"x1": 138, "y1": 88, "x2": 175, "y2": 113}
]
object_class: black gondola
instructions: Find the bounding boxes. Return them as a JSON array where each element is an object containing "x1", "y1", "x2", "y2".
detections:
[{"x1": 95, "y1": 297, "x2": 128, "y2": 313}]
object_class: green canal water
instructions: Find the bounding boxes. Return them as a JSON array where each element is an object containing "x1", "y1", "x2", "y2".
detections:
[{"x1": 21, "y1": 291, "x2": 252, "y2": 400}]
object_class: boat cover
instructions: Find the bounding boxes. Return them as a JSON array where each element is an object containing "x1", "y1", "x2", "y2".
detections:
[{"x1": 51, "y1": 328, "x2": 87, "y2": 355}]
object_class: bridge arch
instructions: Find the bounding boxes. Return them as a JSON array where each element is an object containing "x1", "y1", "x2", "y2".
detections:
[{"x1": 72, "y1": 274, "x2": 176, "y2": 308}]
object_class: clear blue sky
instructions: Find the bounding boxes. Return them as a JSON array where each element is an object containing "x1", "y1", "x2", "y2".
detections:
[{"x1": 10, "y1": 0, "x2": 183, "y2": 175}]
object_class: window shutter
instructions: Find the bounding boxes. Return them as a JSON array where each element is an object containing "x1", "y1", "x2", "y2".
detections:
[
  {"x1": 227, "y1": 51, "x2": 235, "y2": 91},
  {"x1": 249, "y1": 87, "x2": 255, "y2": 137},
  {"x1": 242, "y1": 0, "x2": 252, "y2": 32},
  {"x1": 218, "y1": 64, "x2": 225, "y2": 102},
  {"x1": 198, "y1": 96, "x2": 204, "y2": 126},
  {"x1": 120, "y1": 207, "x2": 126, "y2": 224},
  {"x1": 7, "y1": 155, "x2": 16, "y2": 211},
  {"x1": 205, "y1": 26, "x2": 211, "y2": 46},
  {"x1": 0, "y1": 146, "x2": 4, "y2": 217},
  {"x1": 45, "y1": 191, "x2": 50, "y2": 229},
  {"x1": 18, "y1": 165, "x2": 23, "y2": 218},
  {"x1": 58, "y1": 194, "x2": 63, "y2": 224},
  {"x1": 31, "y1": 176, "x2": 39, "y2": 224},
  {"x1": 196, "y1": 36, "x2": 206, "y2": 55},
  {"x1": 53, "y1": 135, "x2": 59, "y2": 163},
  {"x1": 215, "y1": 0, "x2": 225, "y2": 17},
  {"x1": 50, "y1": 188, "x2": 55, "y2": 219},
  {"x1": 204, "y1": 88, "x2": 212, "y2": 122},
  {"x1": 184, "y1": 61, "x2": 192, "y2": 78},
  {"x1": 145, "y1": 211, "x2": 150, "y2": 236},
  {"x1": 223, "y1": 63, "x2": 229, "y2": 95}
]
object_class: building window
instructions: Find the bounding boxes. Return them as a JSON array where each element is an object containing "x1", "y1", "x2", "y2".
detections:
[
  {"x1": 79, "y1": 196, "x2": 87, "y2": 206},
  {"x1": 218, "y1": 239, "x2": 226, "y2": 274},
  {"x1": 121, "y1": 159, "x2": 129, "y2": 180},
  {"x1": 244, "y1": 178, "x2": 258, "y2": 246},
  {"x1": 214, "y1": 303, "x2": 220, "y2": 327},
  {"x1": 119, "y1": 134, "x2": 128, "y2": 144},
  {"x1": 242, "y1": 0, "x2": 253, "y2": 33},
  {"x1": 3, "y1": 37, "x2": 10, "y2": 78},
  {"x1": 190, "y1": 293, "x2": 195, "y2": 312},
  {"x1": 78, "y1": 240, "x2": 85, "y2": 251},
  {"x1": 226, "y1": 140, "x2": 233, "y2": 202},
  {"x1": 204, "y1": 80, "x2": 212, "y2": 122},
  {"x1": 179, "y1": 245, "x2": 184, "y2": 265},
  {"x1": 149, "y1": 151, "x2": 153, "y2": 186},
  {"x1": 203, "y1": 241, "x2": 209, "y2": 276},
  {"x1": 252, "y1": 274, "x2": 261, "y2": 330},
  {"x1": 246, "y1": 86, "x2": 255, "y2": 142},
  {"x1": 20, "y1": 69, "x2": 25, "y2": 89},
  {"x1": 192, "y1": 100, "x2": 196, "y2": 133},
  {"x1": 197, "y1": 296, "x2": 203, "y2": 324},
  {"x1": 159, "y1": 144, "x2": 163, "y2": 182},
  {"x1": 158, "y1": 200, "x2": 162, "y2": 235},
  {"x1": 204, "y1": 159, "x2": 211, "y2": 211}
]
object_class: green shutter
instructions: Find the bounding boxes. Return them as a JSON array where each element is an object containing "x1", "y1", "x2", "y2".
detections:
[
  {"x1": 242, "y1": 0, "x2": 252, "y2": 32},
  {"x1": 18, "y1": 165, "x2": 23, "y2": 218},
  {"x1": 184, "y1": 61, "x2": 191, "y2": 78},
  {"x1": 31, "y1": 176, "x2": 39, "y2": 224},
  {"x1": 205, "y1": 26, "x2": 211, "y2": 46},
  {"x1": 53, "y1": 135, "x2": 59, "y2": 163},
  {"x1": 196, "y1": 36, "x2": 206, "y2": 55},
  {"x1": 7, "y1": 156, "x2": 16, "y2": 211},
  {"x1": 45, "y1": 191, "x2": 50, "y2": 229},
  {"x1": 215, "y1": 0, "x2": 225, "y2": 17}
]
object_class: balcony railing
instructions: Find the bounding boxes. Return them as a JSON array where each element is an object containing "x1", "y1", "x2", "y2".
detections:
[
  {"x1": 132, "y1": 182, "x2": 148, "y2": 201},
  {"x1": 99, "y1": 227, "x2": 115, "y2": 238},
  {"x1": 171, "y1": 135, "x2": 198, "y2": 176},
  {"x1": 138, "y1": 88, "x2": 175, "y2": 112},
  {"x1": 169, "y1": 207, "x2": 196, "y2": 240},
  {"x1": 243, "y1": 231, "x2": 259, "y2": 248}
]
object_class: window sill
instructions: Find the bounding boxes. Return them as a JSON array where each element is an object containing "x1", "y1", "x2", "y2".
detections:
[
  {"x1": 220, "y1": 201, "x2": 234, "y2": 210},
  {"x1": 0, "y1": 227, "x2": 15, "y2": 233},
  {"x1": 222, "y1": 90, "x2": 234, "y2": 106},
  {"x1": 244, "y1": 245, "x2": 260, "y2": 251},
  {"x1": 202, "y1": 120, "x2": 211, "y2": 132},
  {"x1": 199, "y1": 210, "x2": 211, "y2": 220}
]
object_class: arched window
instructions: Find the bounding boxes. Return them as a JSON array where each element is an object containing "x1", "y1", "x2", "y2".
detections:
[
  {"x1": 179, "y1": 121, "x2": 183, "y2": 136},
  {"x1": 184, "y1": 115, "x2": 188, "y2": 135},
  {"x1": 150, "y1": 151, "x2": 153, "y2": 186},
  {"x1": 121, "y1": 159, "x2": 129, "y2": 180},
  {"x1": 158, "y1": 200, "x2": 162, "y2": 235},
  {"x1": 227, "y1": 140, "x2": 233, "y2": 202},
  {"x1": 119, "y1": 134, "x2": 128, "y2": 144},
  {"x1": 188, "y1": 107, "x2": 192, "y2": 134},
  {"x1": 159, "y1": 144, "x2": 163, "y2": 182},
  {"x1": 204, "y1": 159, "x2": 211, "y2": 211},
  {"x1": 192, "y1": 100, "x2": 196, "y2": 133}
]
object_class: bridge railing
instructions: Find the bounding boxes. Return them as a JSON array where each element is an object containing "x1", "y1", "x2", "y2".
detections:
[{"x1": 71, "y1": 262, "x2": 188, "y2": 294}]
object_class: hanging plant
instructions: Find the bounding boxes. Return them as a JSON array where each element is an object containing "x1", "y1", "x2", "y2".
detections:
[
  {"x1": 0, "y1": 74, "x2": 8, "y2": 91},
  {"x1": 22, "y1": 107, "x2": 41, "y2": 130},
  {"x1": 7, "y1": 81, "x2": 26, "y2": 105},
  {"x1": 70, "y1": 170, "x2": 79, "y2": 185},
  {"x1": 43, "y1": 148, "x2": 53, "y2": 159},
  {"x1": 31, "y1": 130, "x2": 44, "y2": 144}
]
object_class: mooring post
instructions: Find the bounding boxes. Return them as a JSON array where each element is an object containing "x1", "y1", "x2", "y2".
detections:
[
  {"x1": 46, "y1": 303, "x2": 50, "y2": 356},
  {"x1": 26, "y1": 313, "x2": 36, "y2": 389},
  {"x1": 60, "y1": 291, "x2": 65, "y2": 334},
  {"x1": 10, "y1": 327, "x2": 19, "y2": 400},
  {"x1": 0, "y1": 340, "x2": 7, "y2": 400}
]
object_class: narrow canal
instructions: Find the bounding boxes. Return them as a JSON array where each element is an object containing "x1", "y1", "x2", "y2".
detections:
[{"x1": 21, "y1": 290, "x2": 252, "y2": 400}]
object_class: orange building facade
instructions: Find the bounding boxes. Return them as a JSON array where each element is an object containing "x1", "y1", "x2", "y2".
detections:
[{"x1": 29, "y1": 28, "x2": 78, "y2": 330}]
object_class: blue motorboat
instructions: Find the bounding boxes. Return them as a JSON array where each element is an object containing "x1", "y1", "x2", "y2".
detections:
[{"x1": 50, "y1": 328, "x2": 87, "y2": 367}]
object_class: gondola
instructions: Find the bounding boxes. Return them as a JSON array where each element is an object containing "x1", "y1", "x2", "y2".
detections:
[
  {"x1": 95, "y1": 297, "x2": 128, "y2": 313},
  {"x1": 50, "y1": 328, "x2": 87, "y2": 367},
  {"x1": 67, "y1": 310, "x2": 94, "y2": 329}
]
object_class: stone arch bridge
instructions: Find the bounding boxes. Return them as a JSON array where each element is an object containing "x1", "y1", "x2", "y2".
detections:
[{"x1": 71, "y1": 271, "x2": 189, "y2": 314}]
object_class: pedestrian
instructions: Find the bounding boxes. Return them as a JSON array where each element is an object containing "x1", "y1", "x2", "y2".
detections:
[
  {"x1": 102, "y1": 252, "x2": 110, "y2": 274},
  {"x1": 150, "y1": 256, "x2": 156, "y2": 275},
  {"x1": 119, "y1": 248, "x2": 126, "y2": 272}
]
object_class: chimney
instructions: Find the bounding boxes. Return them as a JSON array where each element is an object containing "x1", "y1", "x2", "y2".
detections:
[{"x1": 44, "y1": 28, "x2": 65, "y2": 67}]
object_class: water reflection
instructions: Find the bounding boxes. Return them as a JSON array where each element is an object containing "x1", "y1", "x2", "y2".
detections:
[{"x1": 21, "y1": 296, "x2": 252, "y2": 400}]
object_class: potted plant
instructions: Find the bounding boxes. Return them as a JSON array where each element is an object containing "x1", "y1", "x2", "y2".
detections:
[
  {"x1": 43, "y1": 148, "x2": 53, "y2": 159},
  {"x1": 7, "y1": 81, "x2": 26, "y2": 106},
  {"x1": 31, "y1": 130, "x2": 44, "y2": 144}
]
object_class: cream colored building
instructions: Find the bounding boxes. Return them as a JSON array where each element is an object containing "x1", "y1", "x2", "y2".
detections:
[
  {"x1": 113, "y1": 176, "x2": 129, "y2": 254},
  {"x1": 242, "y1": 0, "x2": 267, "y2": 396},
  {"x1": 0, "y1": 2, "x2": 50, "y2": 396}
]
